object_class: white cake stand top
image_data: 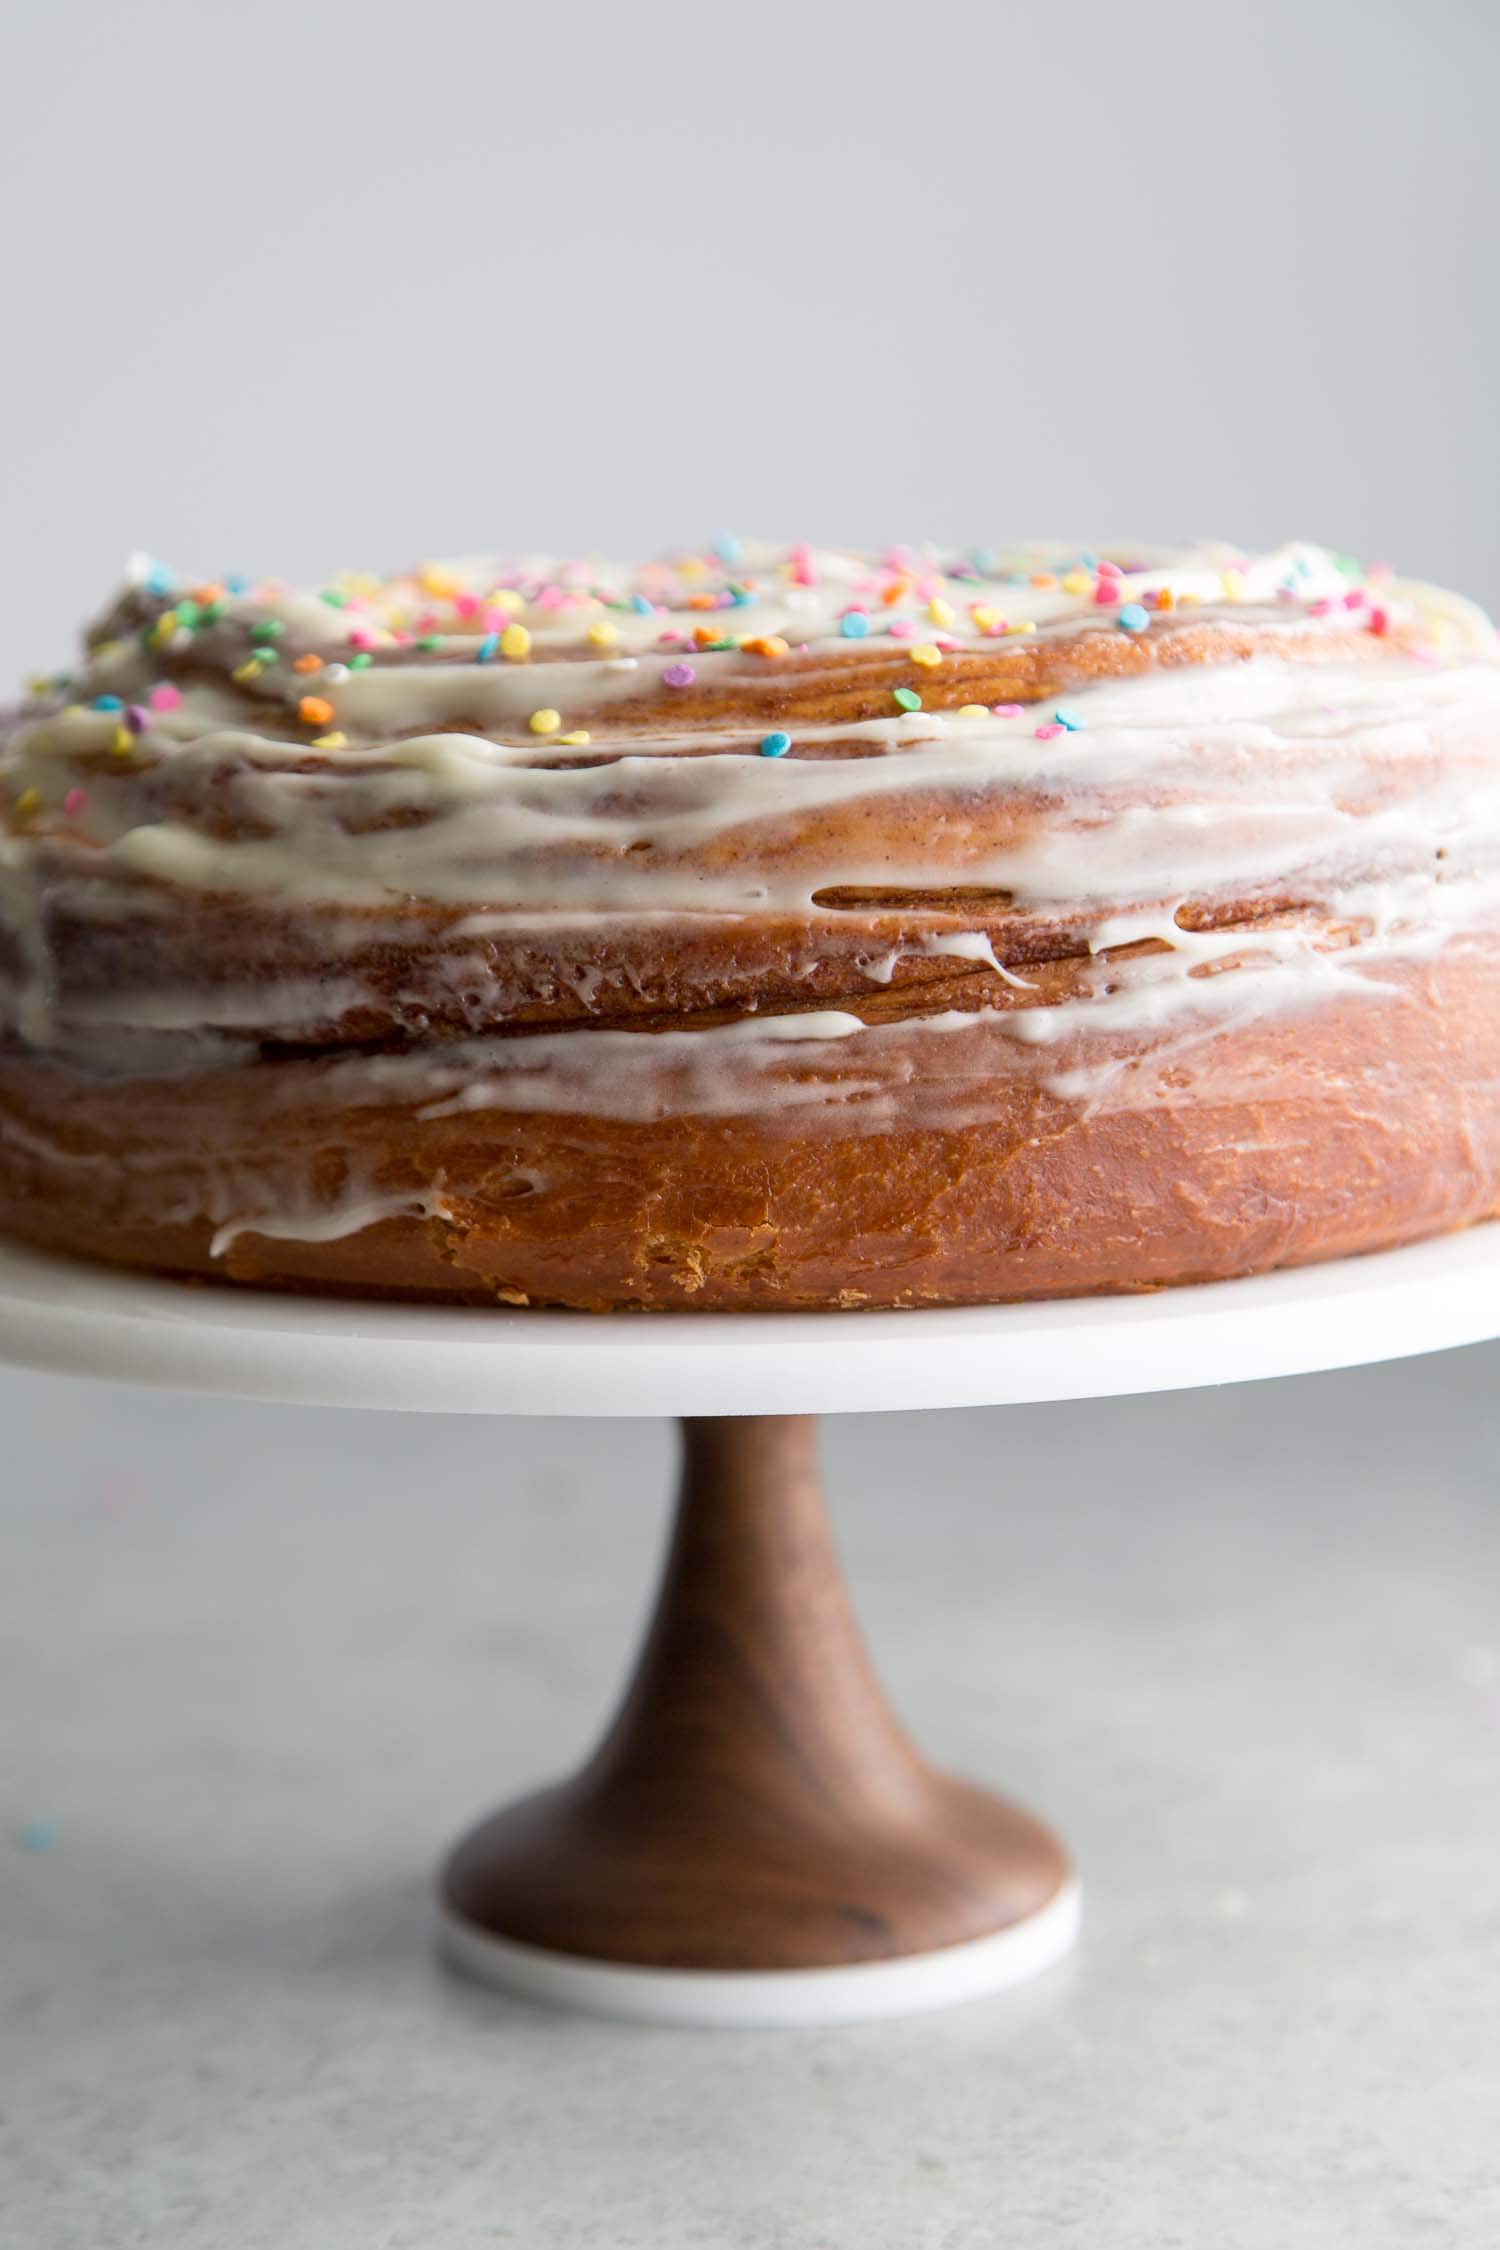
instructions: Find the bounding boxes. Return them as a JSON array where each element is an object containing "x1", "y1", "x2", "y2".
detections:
[{"x1": 0, "y1": 1225, "x2": 1496, "y2": 1416}]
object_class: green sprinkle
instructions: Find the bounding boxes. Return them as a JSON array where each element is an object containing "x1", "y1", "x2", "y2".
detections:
[
  {"x1": 416, "y1": 633, "x2": 443, "y2": 651},
  {"x1": 348, "y1": 651, "x2": 373, "y2": 669},
  {"x1": 174, "y1": 599, "x2": 202, "y2": 628},
  {"x1": 893, "y1": 686, "x2": 922, "y2": 711},
  {"x1": 198, "y1": 599, "x2": 227, "y2": 623},
  {"x1": 251, "y1": 620, "x2": 285, "y2": 643},
  {"x1": 320, "y1": 589, "x2": 351, "y2": 608}
]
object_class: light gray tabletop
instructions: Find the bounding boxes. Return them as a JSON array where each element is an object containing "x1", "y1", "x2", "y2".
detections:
[{"x1": 4, "y1": 1350, "x2": 1499, "y2": 2249}]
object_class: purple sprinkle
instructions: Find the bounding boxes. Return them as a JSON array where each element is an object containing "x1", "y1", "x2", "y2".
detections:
[
  {"x1": 125, "y1": 705, "x2": 149, "y2": 734},
  {"x1": 662, "y1": 663, "x2": 696, "y2": 687}
]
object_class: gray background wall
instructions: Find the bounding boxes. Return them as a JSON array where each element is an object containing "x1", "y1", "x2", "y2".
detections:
[{"x1": 2, "y1": 0, "x2": 1497, "y2": 680}]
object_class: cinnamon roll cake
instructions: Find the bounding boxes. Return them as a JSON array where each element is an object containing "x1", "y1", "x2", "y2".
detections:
[{"x1": 2, "y1": 538, "x2": 1498, "y2": 1309}]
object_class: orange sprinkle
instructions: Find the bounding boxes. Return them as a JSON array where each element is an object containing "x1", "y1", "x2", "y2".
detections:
[
  {"x1": 686, "y1": 593, "x2": 718, "y2": 611},
  {"x1": 293, "y1": 653, "x2": 324, "y2": 674},
  {"x1": 1155, "y1": 586, "x2": 1176, "y2": 610},
  {"x1": 880, "y1": 578, "x2": 910, "y2": 606},
  {"x1": 1030, "y1": 572, "x2": 1058, "y2": 589},
  {"x1": 693, "y1": 624, "x2": 722, "y2": 648},
  {"x1": 299, "y1": 695, "x2": 335, "y2": 726},
  {"x1": 743, "y1": 634, "x2": 789, "y2": 658}
]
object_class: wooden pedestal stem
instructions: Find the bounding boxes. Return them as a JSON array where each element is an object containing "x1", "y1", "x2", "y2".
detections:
[{"x1": 442, "y1": 1415, "x2": 1069, "y2": 1971}]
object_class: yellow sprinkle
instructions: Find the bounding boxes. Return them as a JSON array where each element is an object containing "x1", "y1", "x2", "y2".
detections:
[
  {"x1": 958, "y1": 703, "x2": 990, "y2": 718},
  {"x1": 1062, "y1": 570, "x2": 1091, "y2": 596},
  {"x1": 112, "y1": 725, "x2": 134, "y2": 756},
  {"x1": 63, "y1": 703, "x2": 85, "y2": 718},
  {"x1": 909, "y1": 643, "x2": 943, "y2": 668},
  {"x1": 14, "y1": 786, "x2": 42, "y2": 817},
  {"x1": 1005, "y1": 620, "x2": 1037, "y2": 636},
  {"x1": 232, "y1": 658, "x2": 266, "y2": 683},
  {"x1": 587, "y1": 621, "x2": 620, "y2": 650},
  {"x1": 500, "y1": 623, "x2": 532, "y2": 661},
  {"x1": 26, "y1": 674, "x2": 51, "y2": 696},
  {"x1": 1221, "y1": 570, "x2": 1248, "y2": 602},
  {"x1": 488, "y1": 589, "x2": 526, "y2": 615},
  {"x1": 679, "y1": 557, "x2": 707, "y2": 580},
  {"x1": 927, "y1": 598, "x2": 955, "y2": 628},
  {"x1": 529, "y1": 707, "x2": 562, "y2": 735},
  {"x1": 1177, "y1": 589, "x2": 1203, "y2": 605},
  {"x1": 149, "y1": 613, "x2": 178, "y2": 648},
  {"x1": 970, "y1": 605, "x2": 1001, "y2": 632},
  {"x1": 312, "y1": 731, "x2": 348, "y2": 750},
  {"x1": 559, "y1": 729, "x2": 592, "y2": 745},
  {"x1": 418, "y1": 563, "x2": 459, "y2": 598}
]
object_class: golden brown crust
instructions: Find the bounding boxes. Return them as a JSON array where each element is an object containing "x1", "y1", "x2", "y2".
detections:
[{"x1": 3, "y1": 941, "x2": 1498, "y2": 1310}]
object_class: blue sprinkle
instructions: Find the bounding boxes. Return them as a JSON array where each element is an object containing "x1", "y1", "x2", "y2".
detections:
[
  {"x1": 1053, "y1": 706, "x2": 1085, "y2": 731},
  {"x1": 969, "y1": 548, "x2": 999, "y2": 573},
  {"x1": 91, "y1": 694, "x2": 124, "y2": 711},
  {"x1": 145, "y1": 564, "x2": 176, "y2": 596},
  {"x1": 476, "y1": 632, "x2": 500, "y2": 662},
  {"x1": 224, "y1": 574, "x2": 249, "y2": 595},
  {"x1": 728, "y1": 585, "x2": 754, "y2": 606},
  {"x1": 631, "y1": 594, "x2": 655, "y2": 615},
  {"x1": 760, "y1": 731, "x2": 792, "y2": 758},
  {"x1": 17, "y1": 1819, "x2": 59, "y2": 1853},
  {"x1": 712, "y1": 533, "x2": 743, "y2": 565},
  {"x1": 1117, "y1": 603, "x2": 1150, "y2": 634},
  {"x1": 839, "y1": 611, "x2": 871, "y2": 639}
]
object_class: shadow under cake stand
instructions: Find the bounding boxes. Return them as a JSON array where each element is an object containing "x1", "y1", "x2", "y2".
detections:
[{"x1": 2, "y1": 1224, "x2": 1498, "y2": 2027}]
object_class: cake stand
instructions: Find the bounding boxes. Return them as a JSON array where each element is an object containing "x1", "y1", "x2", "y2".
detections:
[{"x1": 3, "y1": 1224, "x2": 1499, "y2": 2027}]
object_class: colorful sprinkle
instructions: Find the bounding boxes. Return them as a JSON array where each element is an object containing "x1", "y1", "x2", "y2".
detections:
[
  {"x1": 529, "y1": 707, "x2": 562, "y2": 735},
  {"x1": 839, "y1": 611, "x2": 871, "y2": 638},
  {"x1": 909, "y1": 643, "x2": 943, "y2": 668},
  {"x1": 311, "y1": 731, "x2": 348, "y2": 750},
  {"x1": 298, "y1": 696, "x2": 335, "y2": 726},
  {"x1": 148, "y1": 683, "x2": 182, "y2": 711},
  {"x1": 1052, "y1": 706, "x2": 1085, "y2": 731},
  {"x1": 13, "y1": 786, "x2": 41, "y2": 817},
  {"x1": 91, "y1": 694, "x2": 123, "y2": 711},
  {"x1": 1117, "y1": 603, "x2": 1150, "y2": 634},
  {"x1": 958, "y1": 703, "x2": 990, "y2": 718},
  {"x1": 1034, "y1": 722, "x2": 1065, "y2": 740},
  {"x1": 558, "y1": 730, "x2": 592, "y2": 746},
  {"x1": 500, "y1": 623, "x2": 532, "y2": 660},
  {"x1": 16, "y1": 1819, "x2": 59, "y2": 1853},
  {"x1": 760, "y1": 730, "x2": 792, "y2": 757},
  {"x1": 893, "y1": 686, "x2": 922, "y2": 711},
  {"x1": 588, "y1": 621, "x2": 620, "y2": 650},
  {"x1": 992, "y1": 702, "x2": 1024, "y2": 717},
  {"x1": 476, "y1": 632, "x2": 500, "y2": 662},
  {"x1": 662, "y1": 663, "x2": 696, "y2": 687},
  {"x1": 63, "y1": 788, "x2": 88, "y2": 816}
]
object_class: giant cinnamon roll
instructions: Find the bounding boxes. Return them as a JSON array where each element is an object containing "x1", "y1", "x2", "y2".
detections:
[{"x1": 2, "y1": 538, "x2": 1498, "y2": 1307}]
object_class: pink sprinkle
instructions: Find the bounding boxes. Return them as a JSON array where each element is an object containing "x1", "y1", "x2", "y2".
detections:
[
  {"x1": 453, "y1": 594, "x2": 480, "y2": 620},
  {"x1": 348, "y1": 628, "x2": 378, "y2": 650},
  {"x1": 888, "y1": 620, "x2": 916, "y2": 640},
  {"x1": 662, "y1": 662, "x2": 696, "y2": 687},
  {"x1": 1343, "y1": 589, "x2": 1366, "y2": 610},
  {"x1": 790, "y1": 543, "x2": 817, "y2": 586},
  {"x1": 1093, "y1": 583, "x2": 1117, "y2": 604},
  {"x1": 1035, "y1": 722, "x2": 1064, "y2": 740},
  {"x1": 992, "y1": 702, "x2": 1023, "y2": 717},
  {"x1": 1308, "y1": 597, "x2": 1337, "y2": 618},
  {"x1": 63, "y1": 787, "x2": 88, "y2": 816},
  {"x1": 1368, "y1": 606, "x2": 1390, "y2": 636},
  {"x1": 148, "y1": 683, "x2": 182, "y2": 711}
]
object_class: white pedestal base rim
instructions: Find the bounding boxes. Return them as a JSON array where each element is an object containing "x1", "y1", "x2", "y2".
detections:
[{"x1": 437, "y1": 1876, "x2": 1081, "y2": 2026}]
